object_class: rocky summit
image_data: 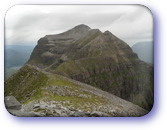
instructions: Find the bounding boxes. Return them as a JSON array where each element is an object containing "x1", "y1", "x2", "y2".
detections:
[{"x1": 5, "y1": 24, "x2": 153, "y2": 116}]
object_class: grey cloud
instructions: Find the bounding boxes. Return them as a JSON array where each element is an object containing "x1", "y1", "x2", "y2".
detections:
[
  {"x1": 5, "y1": 5, "x2": 153, "y2": 46},
  {"x1": 12, "y1": 11, "x2": 124, "y2": 31}
]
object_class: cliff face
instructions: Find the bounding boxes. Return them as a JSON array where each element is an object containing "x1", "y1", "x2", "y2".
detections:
[
  {"x1": 28, "y1": 24, "x2": 92, "y2": 67},
  {"x1": 27, "y1": 24, "x2": 153, "y2": 110}
]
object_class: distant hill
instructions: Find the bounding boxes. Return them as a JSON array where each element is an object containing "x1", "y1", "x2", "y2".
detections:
[
  {"x1": 132, "y1": 41, "x2": 153, "y2": 64},
  {"x1": 5, "y1": 66, "x2": 21, "y2": 79},
  {"x1": 5, "y1": 45, "x2": 34, "y2": 54},
  {"x1": 5, "y1": 45, "x2": 34, "y2": 78}
]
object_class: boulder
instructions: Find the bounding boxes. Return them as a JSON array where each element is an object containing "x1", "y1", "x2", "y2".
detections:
[
  {"x1": 5, "y1": 96, "x2": 22, "y2": 110},
  {"x1": 70, "y1": 111, "x2": 88, "y2": 117},
  {"x1": 33, "y1": 104, "x2": 40, "y2": 109},
  {"x1": 7, "y1": 109, "x2": 40, "y2": 117},
  {"x1": 90, "y1": 111, "x2": 110, "y2": 117}
]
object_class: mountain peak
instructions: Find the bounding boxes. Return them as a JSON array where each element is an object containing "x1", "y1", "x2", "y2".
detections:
[
  {"x1": 44, "y1": 24, "x2": 91, "y2": 41},
  {"x1": 73, "y1": 24, "x2": 91, "y2": 30},
  {"x1": 103, "y1": 30, "x2": 112, "y2": 35}
]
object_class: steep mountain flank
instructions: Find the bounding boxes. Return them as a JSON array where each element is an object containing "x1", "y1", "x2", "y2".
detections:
[
  {"x1": 27, "y1": 24, "x2": 153, "y2": 110},
  {"x1": 28, "y1": 24, "x2": 92, "y2": 67},
  {"x1": 5, "y1": 65, "x2": 148, "y2": 117}
]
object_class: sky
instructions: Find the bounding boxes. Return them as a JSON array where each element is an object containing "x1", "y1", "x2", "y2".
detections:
[{"x1": 5, "y1": 5, "x2": 153, "y2": 47}]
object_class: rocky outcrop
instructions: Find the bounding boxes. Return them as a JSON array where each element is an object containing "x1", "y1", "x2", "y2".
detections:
[
  {"x1": 21, "y1": 100, "x2": 111, "y2": 117},
  {"x1": 4, "y1": 96, "x2": 38, "y2": 117},
  {"x1": 5, "y1": 96, "x2": 22, "y2": 110}
]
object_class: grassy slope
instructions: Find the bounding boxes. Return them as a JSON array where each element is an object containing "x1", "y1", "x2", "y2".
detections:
[
  {"x1": 5, "y1": 65, "x2": 107, "y2": 107},
  {"x1": 5, "y1": 65, "x2": 48, "y2": 103},
  {"x1": 5, "y1": 65, "x2": 148, "y2": 116}
]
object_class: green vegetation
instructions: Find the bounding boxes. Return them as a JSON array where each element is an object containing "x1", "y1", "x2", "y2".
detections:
[
  {"x1": 5, "y1": 65, "x2": 49, "y2": 103},
  {"x1": 5, "y1": 65, "x2": 107, "y2": 111}
]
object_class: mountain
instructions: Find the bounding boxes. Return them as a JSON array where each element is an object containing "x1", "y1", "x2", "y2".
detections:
[
  {"x1": 5, "y1": 45, "x2": 34, "y2": 53},
  {"x1": 5, "y1": 45, "x2": 34, "y2": 78},
  {"x1": 5, "y1": 45, "x2": 34, "y2": 68},
  {"x1": 5, "y1": 65, "x2": 148, "y2": 117},
  {"x1": 132, "y1": 41, "x2": 153, "y2": 64},
  {"x1": 5, "y1": 24, "x2": 153, "y2": 116},
  {"x1": 27, "y1": 24, "x2": 153, "y2": 110}
]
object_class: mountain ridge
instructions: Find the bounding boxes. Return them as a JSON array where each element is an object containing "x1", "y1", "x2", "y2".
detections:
[{"x1": 5, "y1": 64, "x2": 148, "y2": 117}]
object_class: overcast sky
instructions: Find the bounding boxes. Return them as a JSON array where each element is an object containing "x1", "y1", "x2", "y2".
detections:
[{"x1": 5, "y1": 5, "x2": 153, "y2": 47}]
